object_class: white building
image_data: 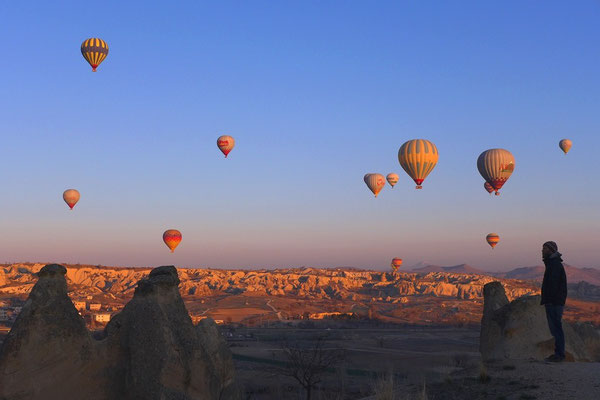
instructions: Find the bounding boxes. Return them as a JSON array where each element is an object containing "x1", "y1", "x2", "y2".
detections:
[
  {"x1": 73, "y1": 301, "x2": 86, "y2": 311},
  {"x1": 89, "y1": 303, "x2": 102, "y2": 311}
]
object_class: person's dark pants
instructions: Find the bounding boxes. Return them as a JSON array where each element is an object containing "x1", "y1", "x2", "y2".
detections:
[{"x1": 545, "y1": 304, "x2": 565, "y2": 358}]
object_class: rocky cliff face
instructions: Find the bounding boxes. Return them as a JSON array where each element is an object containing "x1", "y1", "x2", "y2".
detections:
[
  {"x1": 480, "y1": 281, "x2": 600, "y2": 362},
  {"x1": 0, "y1": 264, "x2": 538, "y2": 302},
  {"x1": 0, "y1": 264, "x2": 238, "y2": 400}
]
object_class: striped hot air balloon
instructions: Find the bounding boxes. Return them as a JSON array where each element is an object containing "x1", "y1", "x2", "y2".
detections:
[
  {"x1": 486, "y1": 233, "x2": 500, "y2": 249},
  {"x1": 81, "y1": 38, "x2": 108, "y2": 72},
  {"x1": 217, "y1": 135, "x2": 235, "y2": 157},
  {"x1": 391, "y1": 258, "x2": 403, "y2": 271},
  {"x1": 63, "y1": 189, "x2": 80, "y2": 210},
  {"x1": 398, "y1": 139, "x2": 439, "y2": 189},
  {"x1": 163, "y1": 229, "x2": 182, "y2": 253},
  {"x1": 559, "y1": 139, "x2": 572, "y2": 155},
  {"x1": 477, "y1": 149, "x2": 515, "y2": 196},
  {"x1": 386, "y1": 173, "x2": 399, "y2": 188},
  {"x1": 364, "y1": 173, "x2": 385, "y2": 197},
  {"x1": 484, "y1": 182, "x2": 494, "y2": 194}
]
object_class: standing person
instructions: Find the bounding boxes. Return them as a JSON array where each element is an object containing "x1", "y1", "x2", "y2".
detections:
[{"x1": 541, "y1": 241, "x2": 567, "y2": 362}]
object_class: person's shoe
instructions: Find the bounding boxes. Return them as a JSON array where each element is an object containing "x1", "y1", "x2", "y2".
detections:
[{"x1": 544, "y1": 354, "x2": 565, "y2": 362}]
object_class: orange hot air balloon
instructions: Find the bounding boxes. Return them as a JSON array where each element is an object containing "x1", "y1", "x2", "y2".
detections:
[
  {"x1": 63, "y1": 189, "x2": 80, "y2": 210},
  {"x1": 559, "y1": 139, "x2": 572, "y2": 155},
  {"x1": 391, "y1": 258, "x2": 403, "y2": 271},
  {"x1": 486, "y1": 233, "x2": 500, "y2": 249},
  {"x1": 217, "y1": 135, "x2": 235, "y2": 157},
  {"x1": 364, "y1": 173, "x2": 386, "y2": 197},
  {"x1": 163, "y1": 229, "x2": 182, "y2": 253},
  {"x1": 386, "y1": 173, "x2": 399, "y2": 188},
  {"x1": 484, "y1": 182, "x2": 494, "y2": 194}
]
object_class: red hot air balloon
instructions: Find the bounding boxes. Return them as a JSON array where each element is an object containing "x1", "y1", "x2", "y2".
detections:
[
  {"x1": 486, "y1": 233, "x2": 500, "y2": 249},
  {"x1": 391, "y1": 258, "x2": 403, "y2": 272},
  {"x1": 217, "y1": 135, "x2": 235, "y2": 158},
  {"x1": 163, "y1": 229, "x2": 182, "y2": 253}
]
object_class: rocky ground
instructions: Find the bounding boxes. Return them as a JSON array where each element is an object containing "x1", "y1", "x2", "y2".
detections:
[{"x1": 413, "y1": 359, "x2": 600, "y2": 400}]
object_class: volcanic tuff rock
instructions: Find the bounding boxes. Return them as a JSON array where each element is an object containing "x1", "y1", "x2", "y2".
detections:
[
  {"x1": 479, "y1": 281, "x2": 600, "y2": 362},
  {"x1": 0, "y1": 264, "x2": 538, "y2": 302},
  {"x1": 0, "y1": 264, "x2": 238, "y2": 400}
]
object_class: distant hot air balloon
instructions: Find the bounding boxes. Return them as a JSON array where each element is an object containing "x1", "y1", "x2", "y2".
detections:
[
  {"x1": 386, "y1": 173, "x2": 399, "y2": 188},
  {"x1": 391, "y1": 258, "x2": 403, "y2": 271},
  {"x1": 486, "y1": 233, "x2": 500, "y2": 249},
  {"x1": 217, "y1": 135, "x2": 235, "y2": 158},
  {"x1": 477, "y1": 149, "x2": 515, "y2": 196},
  {"x1": 398, "y1": 139, "x2": 439, "y2": 189},
  {"x1": 63, "y1": 189, "x2": 80, "y2": 210},
  {"x1": 559, "y1": 139, "x2": 572, "y2": 155},
  {"x1": 163, "y1": 229, "x2": 182, "y2": 253},
  {"x1": 81, "y1": 38, "x2": 108, "y2": 72},
  {"x1": 364, "y1": 173, "x2": 386, "y2": 197},
  {"x1": 484, "y1": 182, "x2": 494, "y2": 194}
]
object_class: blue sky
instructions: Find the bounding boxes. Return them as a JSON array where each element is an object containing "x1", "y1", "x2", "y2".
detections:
[{"x1": 1, "y1": 1, "x2": 599, "y2": 270}]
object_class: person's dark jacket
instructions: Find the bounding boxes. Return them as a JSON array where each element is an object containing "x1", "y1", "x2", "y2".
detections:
[{"x1": 541, "y1": 252, "x2": 567, "y2": 306}]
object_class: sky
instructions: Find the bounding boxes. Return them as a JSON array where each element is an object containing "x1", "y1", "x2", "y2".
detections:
[{"x1": 1, "y1": 1, "x2": 599, "y2": 271}]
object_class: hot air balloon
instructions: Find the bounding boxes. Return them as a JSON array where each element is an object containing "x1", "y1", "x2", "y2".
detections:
[
  {"x1": 486, "y1": 233, "x2": 500, "y2": 249},
  {"x1": 163, "y1": 229, "x2": 182, "y2": 253},
  {"x1": 364, "y1": 173, "x2": 385, "y2": 197},
  {"x1": 484, "y1": 182, "x2": 494, "y2": 194},
  {"x1": 391, "y1": 258, "x2": 403, "y2": 272},
  {"x1": 386, "y1": 173, "x2": 399, "y2": 188},
  {"x1": 81, "y1": 38, "x2": 108, "y2": 72},
  {"x1": 477, "y1": 149, "x2": 515, "y2": 196},
  {"x1": 63, "y1": 189, "x2": 80, "y2": 210},
  {"x1": 559, "y1": 139, "x2": 572, "y2": 155},
  {"x1": 217, "y1": 135, "x2": 235, "y2": 158},
  {"x1": 398, "y1": 139, "x2": 439, "y2": 189}
]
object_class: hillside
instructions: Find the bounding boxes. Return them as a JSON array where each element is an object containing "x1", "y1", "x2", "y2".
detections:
[{"x1": 2, "y1": 263, "x2": 599, "y2": 329}]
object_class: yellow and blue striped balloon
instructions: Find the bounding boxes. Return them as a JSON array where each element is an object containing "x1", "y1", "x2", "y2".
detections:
[
  {"x1": 398, "y1": 139, "x2": 439, "y2": 189},
  {"x1": 81, "y1": 38, "x2": 109, "y2": 72}
]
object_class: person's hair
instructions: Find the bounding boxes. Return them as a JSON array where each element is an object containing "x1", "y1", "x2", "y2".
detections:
[{"x1": 543, "y1": 241, "x2": 558, "y2": 253}]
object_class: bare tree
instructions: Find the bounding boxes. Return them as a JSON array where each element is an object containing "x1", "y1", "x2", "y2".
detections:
[{"x1": 277, "y1": 336, "x2": 345, "y2": 400}]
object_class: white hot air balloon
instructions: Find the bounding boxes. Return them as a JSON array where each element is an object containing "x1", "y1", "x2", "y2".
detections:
[{"x1": 386, "y1": 173, "x2": 399, "y2": 188}]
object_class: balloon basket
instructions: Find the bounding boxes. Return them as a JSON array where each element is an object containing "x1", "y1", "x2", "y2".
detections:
[
  {"x1": 415, "y1": 185, "x2": 423, "y2": 189},
  {"x1": 494, "y1": 192, "x2": 500, "y2": 196}
]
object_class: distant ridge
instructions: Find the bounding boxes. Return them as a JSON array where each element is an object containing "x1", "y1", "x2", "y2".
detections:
[
  {"x1": 409, "y1": 263, "x2": 487, "y2": 275},
  {"x1": 495, "y1": 265, "x2": 600, "y2": 286}
]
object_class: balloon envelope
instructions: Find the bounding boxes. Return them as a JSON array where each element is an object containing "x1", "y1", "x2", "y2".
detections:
[
  {"x1": 486, "y1": 233, "x2": 500, "y2": 249},
  {"x1": 63, "y1": 189, "x2": 80, "y2": 210},
  {"x1": 81, "y1": 38, "x2": 108, "y2": 72},
  {"x1": 217, "y1": 135, "x2": 235, "y2": 157},
  {"x1": 386, "y1": 173, "x2": 399, "y2": 187},
  {"x1": 398, "y1": 139, "x2": 439, "y2": 189},
  {"x1": 391, "y1": 258, "x2": 403, "y2": 271},
  {"x1": 559, "y1": 139, "x2": 572, "y2": 154},
  {"x1": 364, "y1": 173, "x2": 385, "y2": 197},
  {"x1": 477, "y1": 149, "x2": 515, "y2": 196},
  {"x1": 163, "y1": 229, "x2": 182, "y2": 253}
]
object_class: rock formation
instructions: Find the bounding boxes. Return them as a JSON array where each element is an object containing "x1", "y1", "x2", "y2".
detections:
[
  {"x1": 480, "y1": 281, "x2": 600, "y2": 362},
  {"x1": 0, "y1": 263, "x2": 539, "y2": 302},
  {"x1": 0, "y1": 264, "x2": 238, "y2": 400}
]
